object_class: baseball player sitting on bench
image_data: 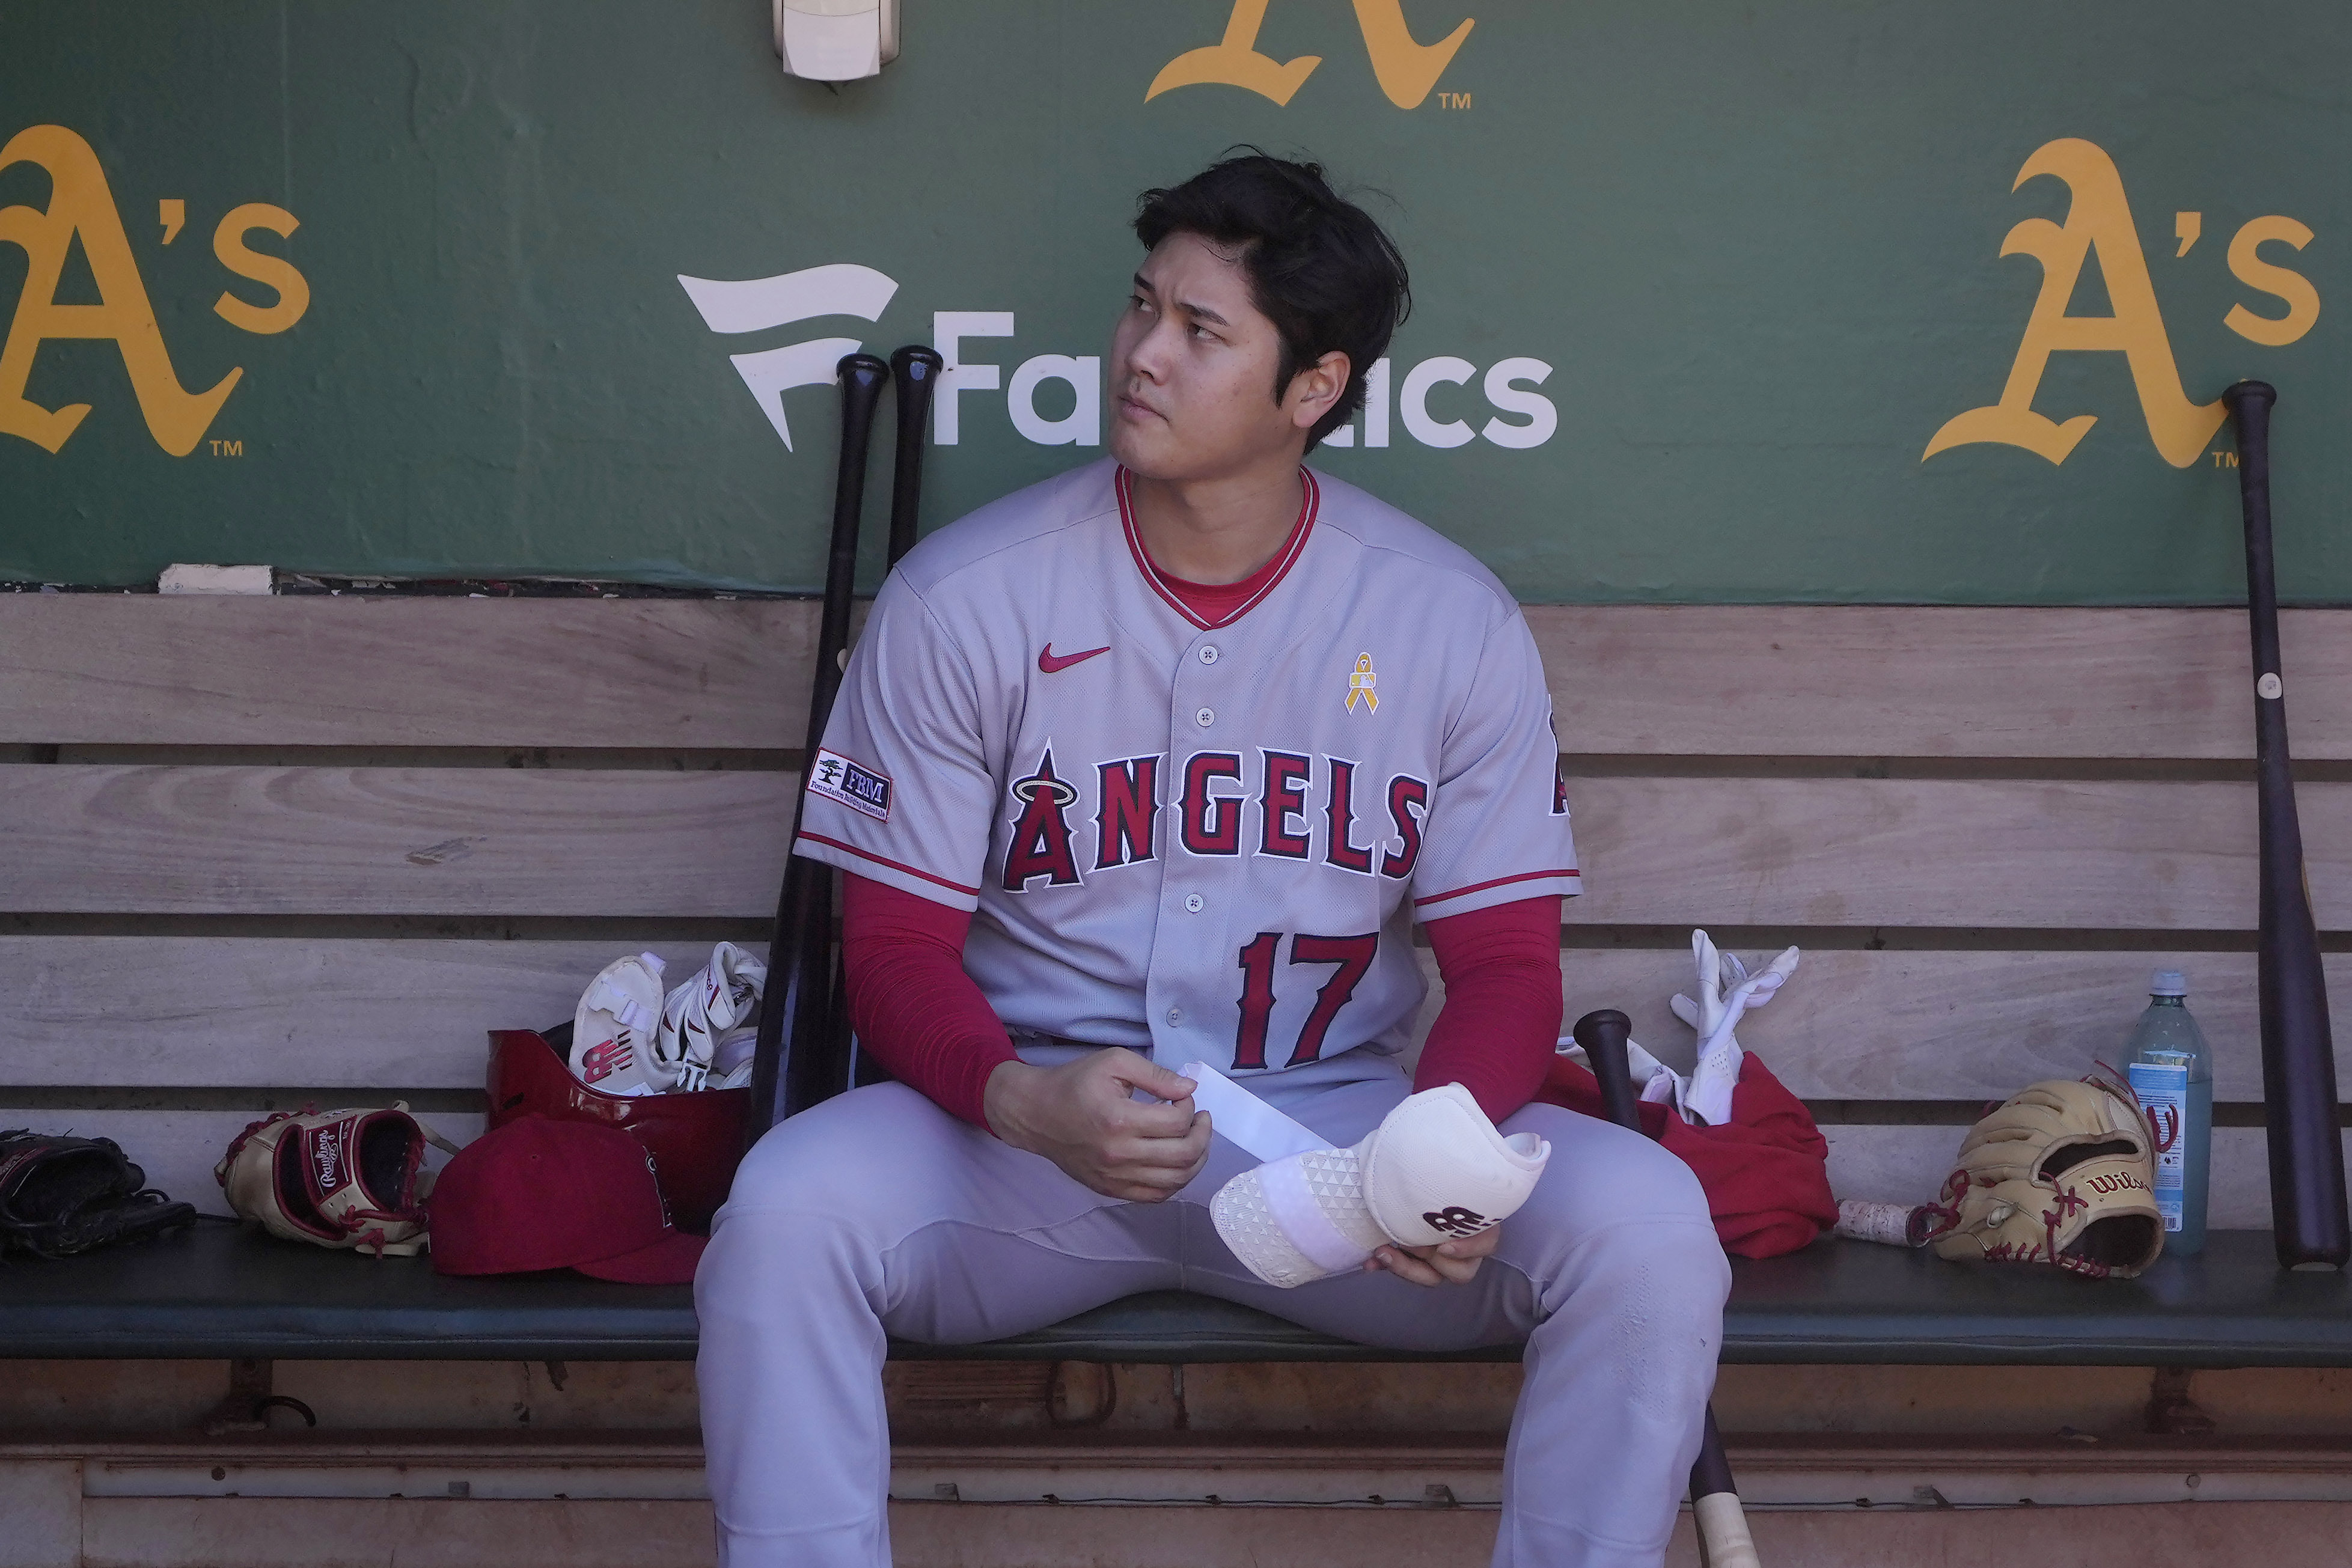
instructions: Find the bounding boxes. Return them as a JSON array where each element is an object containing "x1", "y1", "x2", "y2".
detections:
[{"x1": 696, "y1": 152, "x2": 1729, "y2": 1568}]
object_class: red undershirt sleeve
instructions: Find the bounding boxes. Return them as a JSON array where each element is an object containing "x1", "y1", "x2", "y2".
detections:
[
  {"x1": 840, "y1": 871, "x2": 1021, "y2": 1132},
  {"x1": 1411, "y1": 895, "x2": 1565, "y2": 1124}
]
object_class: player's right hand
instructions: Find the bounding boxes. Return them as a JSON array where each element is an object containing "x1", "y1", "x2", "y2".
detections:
[{"x1": 982, "y1": 1049, "x2": 1211, "y2": 1203}]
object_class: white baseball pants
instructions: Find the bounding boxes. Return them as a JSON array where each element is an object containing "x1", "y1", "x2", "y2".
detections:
[{"x1": 695, "y1": 1046, "x2": 1730, "y2": 1568}]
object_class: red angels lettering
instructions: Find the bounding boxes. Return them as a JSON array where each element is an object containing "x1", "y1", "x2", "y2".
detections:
[
  {"x1": 1322, "y1": 757, "x2": 1373, "y2": 874},
  {"x1": 1095, "y1": 755, "x2": 1161, "y2": 868},
  {"x1": 1259, "y1": 749, "x2": 1312, "y2": 859},
  {"x1": 1003, "y1": 748, "x2": 1083, "y2": 890},
  {"x1": 1180, "y1": 751, "x2": 1245, "y2": 856},
  {"x1": 1381, "y1": 775, "x2": 1427, "y2": 879}
]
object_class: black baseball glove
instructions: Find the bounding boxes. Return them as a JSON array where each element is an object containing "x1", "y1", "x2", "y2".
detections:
[{"x1": 0, "y1": 1130, "x2": 198, "y2": 1258}]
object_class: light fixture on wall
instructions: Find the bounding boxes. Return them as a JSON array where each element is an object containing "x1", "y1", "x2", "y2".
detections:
[{"x1": 774, "y1": 0, "x2": 900, "y2": 82}]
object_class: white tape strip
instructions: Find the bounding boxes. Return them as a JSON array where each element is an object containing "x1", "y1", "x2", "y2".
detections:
[
  {"x1": 1178, "y1": 1060, "x2": 1327, "y2": 1164},
  {"x1": 1258, "y1": 1156, "x2": 1373, "y2": 1276}
]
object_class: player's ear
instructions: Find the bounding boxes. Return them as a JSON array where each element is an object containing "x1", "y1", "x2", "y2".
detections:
[{"x1": 1287, "y1": 349, "x2": 1351, "y2": 432}]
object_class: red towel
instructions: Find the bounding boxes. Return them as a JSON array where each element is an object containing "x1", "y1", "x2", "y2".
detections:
[{"x1": 1537, "y1": 1051, "x2": 1836, "y2": 1259}]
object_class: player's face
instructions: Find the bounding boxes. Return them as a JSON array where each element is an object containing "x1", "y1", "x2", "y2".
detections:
[{"x1": 1107, "y1": 232, "x2": 1345, "y2": 482}]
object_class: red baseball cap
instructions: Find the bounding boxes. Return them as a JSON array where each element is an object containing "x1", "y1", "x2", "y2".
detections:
[{"x1": 430, "y1": 1115, "x2": 707, "y2": 1283}]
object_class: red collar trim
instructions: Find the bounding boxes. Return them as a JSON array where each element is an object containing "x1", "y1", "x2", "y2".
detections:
[{"x1": 1114, "y1": 465, "x2": 1318, "y2": 631}]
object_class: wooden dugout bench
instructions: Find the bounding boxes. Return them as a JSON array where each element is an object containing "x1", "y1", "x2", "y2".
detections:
[{"x1": 4, "y1": 592, "x2": 2351, "y2": 1370}]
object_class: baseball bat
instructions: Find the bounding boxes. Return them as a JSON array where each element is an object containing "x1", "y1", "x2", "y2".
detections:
[
  {"x1": 746, "y1": 351, "x2": 891, "y2": 1145},
  {"x1": 838, "y1": 343, "x2": 948, "y2": 1091},
  {"x1": 1574, "y1": 1008, "x2": 1760, "y2": 1568},
  {"x1": 886, "y1": 344, "x2": 945, "y2": 565},
  {"x1": 2223, "y1": 380, "x2": 2351, "y2": 1270}
]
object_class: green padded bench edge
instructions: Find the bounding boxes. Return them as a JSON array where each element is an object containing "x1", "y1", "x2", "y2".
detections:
[{"x1": 5, "y1": 1227, "x2": 2351, "y2": 1367}]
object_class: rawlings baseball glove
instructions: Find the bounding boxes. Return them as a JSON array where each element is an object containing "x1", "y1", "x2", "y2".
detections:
[
  {"x1": 1917, "y1": 1077, "x2": 2163, "y2": 1278},
  {"x1": 216, "y1": 1104, "x2": 458, "y2": 1258},
  {"x1": 0, "y1": 1129, "x2": 198, "y2": 1258}
]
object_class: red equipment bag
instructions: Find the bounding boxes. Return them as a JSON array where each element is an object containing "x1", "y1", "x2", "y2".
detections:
[
  {"x1": 1538, "y1": 1049, "x2": 1837, "y2": 1260},
  {"x1": 486, "y1": 1028, "x2": 747, "y2": 1234}
]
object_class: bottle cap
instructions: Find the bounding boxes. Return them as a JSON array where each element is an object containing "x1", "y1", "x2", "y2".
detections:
[{"x1": 2149, "y1": 969, "x2": 2188, "y2": 997}]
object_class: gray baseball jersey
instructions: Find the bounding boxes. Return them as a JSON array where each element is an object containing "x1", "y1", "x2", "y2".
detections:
[{"x1": 793, "y1": 456, "x2": 1578, "y2": 1077}]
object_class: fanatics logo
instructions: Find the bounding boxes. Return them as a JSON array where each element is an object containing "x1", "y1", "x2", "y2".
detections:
[{"x1": 809, "y1": 748, "x2": 893, "y2": 822}]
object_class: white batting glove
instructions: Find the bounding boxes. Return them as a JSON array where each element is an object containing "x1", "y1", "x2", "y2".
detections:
[
  {"x1": 655, "y1": 941, "x2": 768, "y2": 1093},
  {"x1": 1553, "y1": 1036, "x2": 1686, "y2": 1108},
  {"x1": 1667, "y1": 930, "x2": 1799, "y2": 1126}
]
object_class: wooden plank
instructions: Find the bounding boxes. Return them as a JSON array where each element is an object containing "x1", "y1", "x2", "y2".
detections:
[
  {"x1": 0, "y1": 1111, "x2": 484, "y2": 1219},
  {"x1": 1536, "y1": 605, "x2": 2352, "y2": 760},
  {"x1": 1565, "y1": 775, "x2": 2332, "y2": 930},
  {"x1": 11, "y1": 938, "x2": 2332, "y2": 1102},
  {"x1": 69, "y1": 1495, "x2": 2352, "y2": 1568},
  {"x1": 1424, "y1": 948, "x2": 2352, "y2": 1102},
  {"x1": 0, "y1": 767, "x2": 795, "y2": 915},
  {"x1": 1823, "y1": 1124, "x2": 2348, "y2": 1232},
  {"x1": 0, "y1": 596, "x2": 817, "y2": 750},
  {"x1": 5, "y1": 767, "x2": 2348, "y2": 929},
  {"x1": 0, "y1": 939, "x2": 765, "y2": 1088},
  {"x1": 10, "y1": 596, "x2": 2352, "y2": 760},
  {"x1": 82, "y1": 1496, "x2": 722, "y2": 1568}
]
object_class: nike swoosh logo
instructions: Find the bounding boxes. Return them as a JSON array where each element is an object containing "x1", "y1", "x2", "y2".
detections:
[{"x1": 1038, "y1": 643, "x2": 1112, "y2": 674}]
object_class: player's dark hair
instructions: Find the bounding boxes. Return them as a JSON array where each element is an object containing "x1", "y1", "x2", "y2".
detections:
[{"x1": 1133, "y1": 151, "x2": 1411, "y2": 452}]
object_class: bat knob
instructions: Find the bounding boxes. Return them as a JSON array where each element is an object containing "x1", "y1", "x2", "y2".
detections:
[
  {"x1": 1572, "y1": 1008, "x2": 1631, "y2": 1054},
  {"x1": 891, "y1": 344, "x2": 944, "y2": 387},
  {"x1": 1572, "y1": 1009, "x2": 1645, "y2": 1133},
  {"x1": 837, "y1": 352, "x2": 891, "y2": 393},
  {"x1": 2224, "y1": 380, "x2": 2277, "y2": 415}
]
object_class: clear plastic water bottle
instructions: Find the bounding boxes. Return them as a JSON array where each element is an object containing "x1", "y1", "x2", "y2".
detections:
[{"x1": 2122, "y1": 969, "x2": 2213, "y2": 1255}]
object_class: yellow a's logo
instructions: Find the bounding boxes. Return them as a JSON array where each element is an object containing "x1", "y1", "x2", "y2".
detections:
[
  {"x1": 1, "y1": 124, "x2": 308, "y2": 457},
  {"x1": 1148, "y1": 0, "x2": 1473, "y2": 109},
  {"x1": 1926, "y1": 138, "x2": 2318, "y2": 470}
]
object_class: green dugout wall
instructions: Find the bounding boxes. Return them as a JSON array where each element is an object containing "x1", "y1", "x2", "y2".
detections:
[{"x1": 1, "y1": 0, "x2": 2343, "y2": 603}]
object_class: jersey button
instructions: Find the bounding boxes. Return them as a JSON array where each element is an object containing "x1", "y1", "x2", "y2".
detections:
[
  {"x1": 1167, "y1": 1007, "x2": 1184, "y2": 1026},
  {"x1": 1184, "y1": 893, "x2": 1204, "y2": 913},
  {"x1": 1195, "y1": 706, "x2": 1215, "y2": 728},
  {"x1": 1199, "y1": 645, "x2": 1219, "y2": 665}
]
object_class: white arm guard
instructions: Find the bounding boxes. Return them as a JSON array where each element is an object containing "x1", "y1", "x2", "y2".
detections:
[{"x1": 1210, "y1": 1083, "x2": 1550, "y2": 1289}]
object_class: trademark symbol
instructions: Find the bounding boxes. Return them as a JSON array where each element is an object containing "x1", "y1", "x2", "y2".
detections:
[
  {"x1": 2211, "y1": 450, "x2": 2238, "y2": 468},
  {"x1": 1437, "y1": 91, "x2": 1472, "y2": 109},
  {"x1": 208, "y1": 438, "x2": 243, "y2": 457}
]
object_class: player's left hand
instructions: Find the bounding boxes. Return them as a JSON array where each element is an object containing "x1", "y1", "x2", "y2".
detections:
[{"x1": 1366, "y1": 1222, "x2": 1500, "y2": 1287}]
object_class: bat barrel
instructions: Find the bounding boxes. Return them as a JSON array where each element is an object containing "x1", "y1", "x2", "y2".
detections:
[
  {"x1": 814, "y1": 353, "x2": 893, "y2": 736},
  {"x1": 2225, "y1": 380, "x2": 2351, "y2": 1269},
  {"x1": 745, "y1": 353, "x2": 893, "y2": 1144},
  {"x1": 1572, "y1": 1005, "x2": 1749, "y2": 1542}
]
